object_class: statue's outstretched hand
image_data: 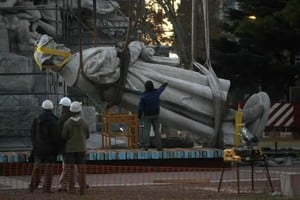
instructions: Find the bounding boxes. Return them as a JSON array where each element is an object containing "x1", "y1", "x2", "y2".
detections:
[{"x1": 162, "y1": 81, "x2": 168, "y2": 87}]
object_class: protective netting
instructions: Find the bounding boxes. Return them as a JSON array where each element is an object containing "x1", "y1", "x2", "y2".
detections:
[{"x1": 0, "y1": 163, "x2": 296, "y2": 199}]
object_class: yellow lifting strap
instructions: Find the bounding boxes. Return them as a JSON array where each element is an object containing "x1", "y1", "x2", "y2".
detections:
[{"x1": 34, "y1": 46, "x2": 72, "y2": 70}]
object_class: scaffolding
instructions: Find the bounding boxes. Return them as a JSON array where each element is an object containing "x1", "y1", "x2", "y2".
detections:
[{"x1": 0, "y1": 0, "x2": 133, "y2": 151}]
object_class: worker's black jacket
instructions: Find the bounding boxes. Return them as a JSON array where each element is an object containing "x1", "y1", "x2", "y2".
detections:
[
  {"x1": 57, "y1": 110, "x2": 73, "y2": 153},
  {"x1": 31, "y1": 110, "x2": 59, "y2": 158}
]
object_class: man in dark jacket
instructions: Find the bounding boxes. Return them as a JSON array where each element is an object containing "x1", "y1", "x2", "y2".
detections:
[
  {"x1": 57, "y1": 97, "x2": 72, "y2": 192},
  {"x1": 57, "y1": 97, "x2": 72, "y2": 152},
  {"x1": 138, "y1": 80, "x2": 168, "y2": 151},
  {"x1": 29, "y1": 99, "x2": 59, "y2": 193}
]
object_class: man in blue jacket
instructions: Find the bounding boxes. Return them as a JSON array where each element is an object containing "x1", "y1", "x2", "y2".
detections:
[{"x1": 138, "y1": 80, "x2": 168, "y2": 151}]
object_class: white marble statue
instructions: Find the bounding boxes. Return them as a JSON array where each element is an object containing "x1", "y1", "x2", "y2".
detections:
[
  {"x1": 0, "y1": 0, "x2": 125, "y2": 51},
  {"x1": 0, "y1": 0, "x2": 57, "y2": 51},
  {"x1": 34, "y1": 34, "x2": 271, "y2": 147}
]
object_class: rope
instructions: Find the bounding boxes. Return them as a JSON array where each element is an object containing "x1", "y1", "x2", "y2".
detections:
[
  {"x1": 109, "y1": 0, "x2": 142, "y2": 106},
  {"x1": 200, "y1": 0, "x2": 226, "y2": 148},
  {"x1": 111, "y1": 44, "x2": 131, "y2": 106},
  {"x1": 202, "y1": 0, "x2": 211, "y2": 69}
]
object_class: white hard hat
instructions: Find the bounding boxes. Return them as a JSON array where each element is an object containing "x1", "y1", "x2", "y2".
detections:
[
  {"x1": 70, "y1": 101, "x2": 82, "y2": 113},
  {"x1": 41, "y1": 100, "x2": 54, "y2": 110},
  {"x1": 59, "y1": 97, "x2": 71, "y2": 107}
]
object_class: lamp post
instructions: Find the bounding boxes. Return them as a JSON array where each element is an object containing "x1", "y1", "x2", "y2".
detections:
[
  {"x1": 248, "y1": 15, "x2": 256, "y2": 20},
  {"x1": 191, "y1": 0, "x2": 196, "y2": 68}
]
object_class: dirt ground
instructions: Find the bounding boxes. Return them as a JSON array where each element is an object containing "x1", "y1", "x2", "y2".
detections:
[
  {"x1": 0, "y1": 178, "x2": 284, "y2": 200},
  {"x1": 1, "y1": 138, "x2": 300, "y2": 200}
]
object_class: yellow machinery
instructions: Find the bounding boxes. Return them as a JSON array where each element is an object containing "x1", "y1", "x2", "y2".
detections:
[
  {"x1": 219, "y1": 106, "x2": 274, "y2": 194},
  {"x1": 222, "y1": 105, "x2": 243, "y2": 162},
  {"x1": 223, "y1": 148, "x2": 241, "y2": 162},
  {"x1": 219, "y1": 107, "x2": 243, "y2": 193},
  {"x1": 234, "y1": 105, "x2": 243, "y2": 147},
  {"x1": 101, "y1": 111, "x2": 138, "y2": 149}
]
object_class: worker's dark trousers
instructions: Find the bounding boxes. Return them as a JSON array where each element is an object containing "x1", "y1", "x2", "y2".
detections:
[
  {"x1": 29, "y1": 154, "x2": 57, "y2": 192},
  {"x1": 64, "y1": 152, "x2": 86, "y2": 193}
]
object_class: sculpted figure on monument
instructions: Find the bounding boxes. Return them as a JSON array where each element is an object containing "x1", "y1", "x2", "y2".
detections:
[{"x1": 0, "y1": 0, "x2": 124, "y2": 51}]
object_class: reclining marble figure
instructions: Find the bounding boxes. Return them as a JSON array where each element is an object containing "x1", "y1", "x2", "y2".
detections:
[{"x1": 34, "y1": 34, "x2": 270, "y2": 147}]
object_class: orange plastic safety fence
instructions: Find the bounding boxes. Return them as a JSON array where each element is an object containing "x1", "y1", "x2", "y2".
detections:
[{"x1": 0, "y1": 163, "x2": 298, "y2": 199}]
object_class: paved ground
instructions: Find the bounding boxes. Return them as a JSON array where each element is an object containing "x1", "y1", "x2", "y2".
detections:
[
  {"x1": 1, "y1": 164, "x2": 300, "y2": 199},
  {"x1": 1, "y1": 137, "x2": 299, "y2": 199}
]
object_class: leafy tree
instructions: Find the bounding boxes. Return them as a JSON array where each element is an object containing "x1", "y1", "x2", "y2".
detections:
[{"x1": 212, "y1": 0, "x2": 300, "y2": 103}]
